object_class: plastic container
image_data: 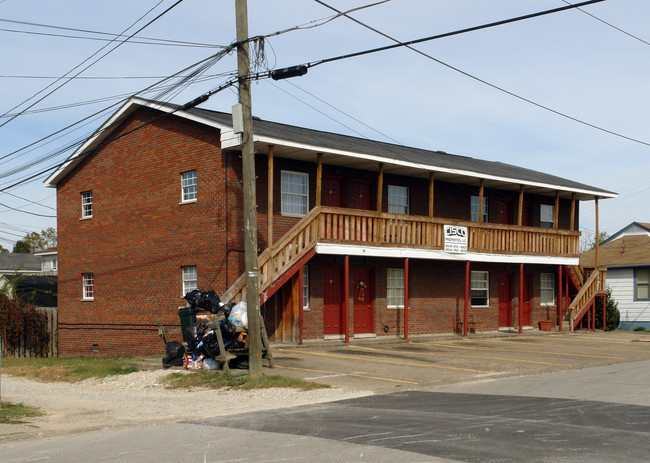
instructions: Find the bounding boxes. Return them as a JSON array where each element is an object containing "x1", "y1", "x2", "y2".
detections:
[{"x1": 178, "y1": 306, "x2": 197, "y2": 335}]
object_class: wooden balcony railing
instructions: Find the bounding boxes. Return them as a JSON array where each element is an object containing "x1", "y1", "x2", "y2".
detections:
[{"x1": 221, "y1": 206, "x2": 581, "y2": 304}]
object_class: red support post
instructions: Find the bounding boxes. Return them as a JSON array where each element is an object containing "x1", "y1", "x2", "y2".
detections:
[
  {"x1": 464, "y1": 261, "x2": 470, "y2": 338},
  {"x1": 344, "y1": 255, "x2": 349, "y2": 343},
  {"x1": 558, "y1": 265, "x2": 563, "y2": 332},
  {"x1": 519, "y1": 263, "x2": 524, "y2": 334},
  {"x1": 298, "y1": 267, "x2": 304, "y2": 345},
  {"x1": 404, "y1": 258, "x2": 409, "y2": 341},
  {"x1": 588, "y1": 300, "x2": 592, "y2": 331},
  {"x1": 602, "y1": 294, "x2": 607, "y2": 331}
]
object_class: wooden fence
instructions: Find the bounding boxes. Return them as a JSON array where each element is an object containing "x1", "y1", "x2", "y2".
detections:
[{"x1": 1, "y1": 307, "x2": 57, "y2": 358}]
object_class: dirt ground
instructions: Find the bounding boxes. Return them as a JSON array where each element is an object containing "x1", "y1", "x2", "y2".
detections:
[{"x1": 3, "y1": 330, "x2": 650, "y2": 443}]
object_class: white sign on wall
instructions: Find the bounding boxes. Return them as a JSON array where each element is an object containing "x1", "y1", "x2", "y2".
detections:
[{"x1": 444, "y1": 225, "x2": 467, "y2": 254}]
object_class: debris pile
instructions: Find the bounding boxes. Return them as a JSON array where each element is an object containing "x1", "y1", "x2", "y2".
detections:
[{"x1": 162, "y1": 289, "x2": 249, "y2": 370}]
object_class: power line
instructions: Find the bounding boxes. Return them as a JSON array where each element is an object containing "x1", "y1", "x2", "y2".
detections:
[
  {"x1": 0, "y1": 0, "x2": 184, "y2": 129},
  {"x1": 312, "y1": 0, "x2": 650, "y2": 149}
]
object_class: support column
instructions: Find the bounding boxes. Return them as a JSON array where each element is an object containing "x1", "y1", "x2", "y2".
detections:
[
  {"x1": 558, "y1": 265, "x2": 563, "y2": 332},
  {"x1": 344, "y1": 255, "x2": 349, "y2": 343},
  {"x1": 404, "y1": 258, "x2": 409, "y2": 341},
  {"x1": 519, "y1": 263, "x2": 524, "y2": 334},
  {"x1": 316, "y1": 153, "x2": 323, "y2": 207},
  {"x1": 517, "y1": 185, "x2": 524, "y2": 226},
  {"x1": 554, "y1": 191, "x2": 560, "y2": 230},
  {"x1": 602, "y1": 294, "x2": 607, "y2": 331},
  {"x1": 570, "y1": 193, "x2": 576, "y2": 231},
  {"x1": 595, "y1": 197, "x2": 600, "y2": 268},
  {"x1": 377, "y1": 163, "x2": 384, "y2": 212},
  {"x1": 464, "y1": 261, "x2": 470, "y2": 337},
  {"x1": 429, "y1": 172, "x2": 435, "y2": 217},
  {"x1": 267, "y1": 144, "x2": 274, "y2": 246},
  {"x1": 298, "y1": 266, "x2": 304, "y2": 344},
  {"x1": 478, "y1": 179, "x2": 485, "y2": 223}
]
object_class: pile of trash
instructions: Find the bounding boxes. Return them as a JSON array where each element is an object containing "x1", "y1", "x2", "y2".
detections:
[{"x1": 162, "y1": 289, "x2": 249, "y2": 370}]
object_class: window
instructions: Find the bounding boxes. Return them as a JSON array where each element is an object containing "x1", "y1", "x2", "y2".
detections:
[
  {"x1": 281, "y1": 171, "x2": 308, "y2": 216},
  {"x1": 471, "y1": 271, "x2": 489, "y2": 306},
  {"x1": 302, "y1": 266, "x2": 309, "y2": 310},
  {"x1": 540, "y1": 204, "x2": 554, "y2": 228},
  {"x1": 471, "y1": 196, "x2": 488, "y2": 222},
  {"x1": 636, "y1": 268, "x2": 650, "y2": 300},
  {"x1": 181, "y1": 171, "x2": 197, "y2": 202},
  {"x1": 541, "y1": 273, "x2": 555, "y2": 305},
  {"x1": 82, "y1": 273, "x2": 94, "y2": 300},
  {"x1": 51, "y1": 257, "x2": 57, "y2": 271},
  {"x1": 182, "y1": 266, "x2": 198, "y2": 296},
  {"x1": 81, "y1": 191, "x2": 93, "y2": 218},
  {"x1": 387, "y1": 268, "x2": 405, "y2": 309},
  {"x1": 388, "y1": 185, "x2": 409, "y2": 214}
]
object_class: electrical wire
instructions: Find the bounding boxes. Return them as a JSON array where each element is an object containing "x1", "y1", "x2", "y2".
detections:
[
  {"x1": 313, "y1": 0, "x2": 650, "y2": 148},
  {"x1": 0, "y1": 0, "x2": 184, "y2": 130}
]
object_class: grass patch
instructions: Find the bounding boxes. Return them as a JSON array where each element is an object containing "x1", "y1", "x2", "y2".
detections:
[
  {"x1": 162, "y1": 370, "x2": 329, "y2": 391},
  {"x1": 2, "y1": 357, "x2": 139, "y2": 383},
  {"x1": 0, "y1": 402, "x2": 43, "y2": 424},
  {"x1": 633, "y1": 326, "x2": 647, "y2": 332}
]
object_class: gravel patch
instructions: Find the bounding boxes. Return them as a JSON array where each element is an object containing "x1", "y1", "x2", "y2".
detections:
[{"x1": 0, "y1": 369, "x2": 372, "y2": 442}]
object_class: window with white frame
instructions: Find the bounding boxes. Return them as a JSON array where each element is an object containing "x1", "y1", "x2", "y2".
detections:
[
  {"x1": 387, "y1": 185, "x2": 409, "y2": 214},
  {"x1": 51, "y1": 257, "x2": 57, "y2": 271},
  {"x1": 471, "y1": 271, "x2": 489, "y2": 306},
  {"x1": 81, "y1": 191, "x2": 93, "y2": 218},
  {"x1": 387, "y1": 268, "x2": 405, "y2": 309},
  {"x1": 636, "y1": 268, "x2": 649, "y2": 300},
  {"x1": 540, "y1": 204, "x2": 554, "y2": 228},
  {"x1": 182, "y1": 266, "x2": 198, "y2": 296},
  {"x1": 181, "y1": 170, "x2": 197, "y2": 202},
  {"x1": 281, "y1": 171, "x2": 308, "y2": 216},
  {"x1": 302, "y1": 265, "x2": 309, "y2": 310},
  {"x1": 540, "y1": 273, "x2": 555, "y2": 305},
  {"x1": 82, "y1": 273, "x2": 94, "y2": 300},
  {"x1": 471, "y1": 196, "x2": 488, "y2": 222}
]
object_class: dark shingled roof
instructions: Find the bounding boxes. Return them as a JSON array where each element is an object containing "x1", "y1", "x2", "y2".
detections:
[{"x1": 0, "y1": 253, "x2": 40, "y2": 272}]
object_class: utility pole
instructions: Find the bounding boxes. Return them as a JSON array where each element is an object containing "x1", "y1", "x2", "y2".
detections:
[{"x1": 235, "y1": 0, "x2": 262, "y2": 378}]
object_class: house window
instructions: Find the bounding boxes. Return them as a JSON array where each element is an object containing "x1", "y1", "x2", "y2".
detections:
[
  {"x1": 541, "y1": 273, "x2": 555, "y2": 305},
  {"x1": 182, "y1": 266, "x2": 198, "y2": 296},
  {"x1": 281, "y1": 171, "x2": 308, "y2": 216},
  {"x1": 181, "y1": 170, "x2": 197, "y2": 202},
  {"x1": 302, "y1": 266, "x2": 309, "y2": 310},
  {"x1": 81, "y1": 191, "x2": 93, "y2": 218},
  {"x1": 51, "y1": 257, "x2": 57, "y2": 271},
  {"x1": 636, "y1": 268, "x2": 650, "y2": 300},
  {"x1": 388, "y1": 185, "x2": 409, "y2": 214},
  {"x1": 471, "y1": 271, "x2": 489, "y2": 306},
  {"x1": 387, "y1": 268, "x2": 405, "y2": 309},
  {"x1": 471, "y1": 196, "x2": 488, "y2": 222},
  {"x1": 540, "y1": 204, "x2": 554, "y2": 228},
  {"x1": 82, "y1": 273, "x2": 94, "y2": 300}
]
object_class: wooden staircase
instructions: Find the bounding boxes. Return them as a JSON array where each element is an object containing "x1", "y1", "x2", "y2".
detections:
[{"x1": 566, "y1": 268, "x2": 607, "y2": 331}]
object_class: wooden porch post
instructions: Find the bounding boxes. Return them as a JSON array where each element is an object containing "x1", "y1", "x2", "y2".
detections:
[
  {"x1": 554, "y1": 191, "x2": 560, "y2": 230},
  {"x1": 570, "y1": 193, "x2": 576, "y2": 231},
  {"x1": 377, "y1": 163, "x2": 384, "y2": 212},
  {"x1": 478, "y1": 179, "x2": 485, "y2": 223},
  {"x1": 267, "y1": 144, "x2": 274, "y2": 245},
  {"x1": 429, "y1": 172, "x2": 435, "y2": 217},
  {"x1": 464, "y1": 261, "x2": 470, "y2": 337},
  {"x1": 517, "y1": 185, "x2": 524, "y2": 226},
  {"x1": 404, "y1": 258, "x2": 409, "y2": 340},
  {"x1": 558, "y1": 265, "x2": 563, "y2": 332},
  {"x1": 594, "y1": 196, "x2": 600, "y2": 268},
  {"x1": 519, "y1": 263, "x2": 524, "y2": 334},
  {"x1": 316, "y1": 153, "x2": 323, "y2": 207},
  {"x1": 343, "y1": 255, "x2": 349, "y2": 343}
]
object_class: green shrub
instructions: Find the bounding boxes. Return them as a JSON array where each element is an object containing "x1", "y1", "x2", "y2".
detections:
[
  {"x1": 594, "y1": 287, "x2": 620, "y2": 331},
  {"x1": 633, "y1": 326, "x2": 646, "y2": 332}
]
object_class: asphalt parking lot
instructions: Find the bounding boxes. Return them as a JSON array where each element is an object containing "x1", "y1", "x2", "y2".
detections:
[{"x1": 267, "y1": 330, "x2": 650, "y2": 392}]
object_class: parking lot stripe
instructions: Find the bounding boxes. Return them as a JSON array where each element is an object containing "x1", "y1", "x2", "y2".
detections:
[
  {"x1": 351, "y1": 345, "x2": 572, "y2": 367},
  {"x1": 481, "y1": 338, "x2": 649, "y2": 353},
  {"x1": 423, "y1": 342, "x2": 625, "y2": 360},
  {"x1": 274, "y1": 365, "x2": 418, "y2": 384},
  {"x1": 278, "y1": 348, "x2": 494, "y2": 374}
]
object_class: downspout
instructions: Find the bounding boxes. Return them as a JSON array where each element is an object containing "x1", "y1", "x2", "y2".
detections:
[{"x1": 464, "y1": 261, "x2": 470, "y2": 337}]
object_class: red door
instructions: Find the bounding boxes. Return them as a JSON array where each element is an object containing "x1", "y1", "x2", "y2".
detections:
[
  {"x1": 352, "y1": 179, "x2": 373, "y2": 211},
  {"x1": 323, "y1": 176, "x2": 344, "y2": 207},
  {"x1": 521, "y1": 273, "x2": 532, "y2": 326},
  {"x1": 498, "y1": 273, "x2": 513, "y2": 327},
  {"x1": 522, "y1": 201, "x2": 532, "y2": 227},
  {"x1": 323, "y1": 267, "x2": 344, "y2": 335},
  {"x1": 496, "y1": 199, "x2": 512, "y2": 225},
  {"x1": 353, "y1": 269, "x2": 374, "y2": 334}
]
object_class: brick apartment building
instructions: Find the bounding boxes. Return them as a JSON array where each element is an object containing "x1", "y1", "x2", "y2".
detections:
[{"x1": 45, "y1": 97, "x2": 616, "y2": 356}]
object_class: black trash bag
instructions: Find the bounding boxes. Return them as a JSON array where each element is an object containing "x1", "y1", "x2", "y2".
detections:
[
  {"x1": 220, "y1": 301, "x2": 235, "y2": 318},
  {"x1": 224, "y1": 337, "x2": 245, "y2": 350},
  {"x1": 183, "y1": 289, "x2": 204, "y2": 309},
  {"x1": 229, "y1": 355, "x2": 249, "y2": 369},
  {"x1": 199, "y1": 330, "x2": 221, "y2": 358},
  {"x1": 162, "y1": 341, "x2": 185, "y2": 368},
  {"x1": 220, "y1": 319, "x2": 237, "y2": 338},
  {"x1": 201, "y1": 290, "x2": 223, "y2": 314},
  {"x1": 184, "y1": 320, "x2": 209, "y2": 352}
]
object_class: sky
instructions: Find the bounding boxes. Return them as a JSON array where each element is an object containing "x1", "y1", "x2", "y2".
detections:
[{"x1": 0, "y1": 0, "x2": 648, "y2": 251}]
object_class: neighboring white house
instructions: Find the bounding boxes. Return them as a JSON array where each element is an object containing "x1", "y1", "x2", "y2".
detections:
[
  {"x1": 580, "y1": 222, "x2": 650, "y2": 330},
  {"x1": 33, "y1": 247, "x2": 58, "y2": 275}
]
